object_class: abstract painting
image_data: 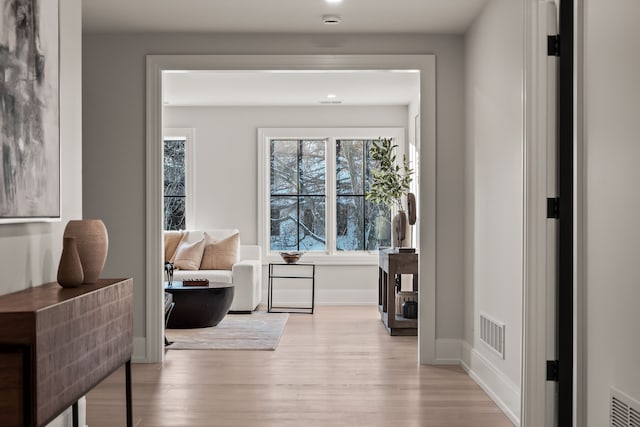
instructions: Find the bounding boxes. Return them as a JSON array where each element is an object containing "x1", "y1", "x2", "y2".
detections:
[{"x1": 0, "y1": 0, "x2": 59, "y2": 221}]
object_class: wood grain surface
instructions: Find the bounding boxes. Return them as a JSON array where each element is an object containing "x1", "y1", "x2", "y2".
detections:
[
  {"x1": 0, "y1": 278, "x2": 133, "y2": 426},
  {"x1": 87, "y1": 306, "x2": 513, "y2": 426}
]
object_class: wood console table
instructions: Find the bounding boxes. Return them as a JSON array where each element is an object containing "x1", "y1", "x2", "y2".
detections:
[
  {"x1": 0, "y1": 278, "x2": 134, "y2": 427},
  {"x1": 378, "y1": 249, "x2": 418, "y2": 335}
]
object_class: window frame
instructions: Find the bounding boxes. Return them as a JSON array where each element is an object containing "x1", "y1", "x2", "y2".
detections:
[
  {"x1": 163, "y1": 128, "x2": 195, "y2": 230},
  {"x1": 258, "y1": 127, "x2": 406, "y2": 265},
  {"x1": 269, "y1": 138, "x2": 328, "y2": 252}
]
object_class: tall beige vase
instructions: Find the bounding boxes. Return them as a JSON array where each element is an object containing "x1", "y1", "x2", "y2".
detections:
[
  {"x1": 63, "y1": 219, "x2": 109, "y2": 284},
  {"x1": 57, "y1": 237, "x2": 84, "y2": 288}
]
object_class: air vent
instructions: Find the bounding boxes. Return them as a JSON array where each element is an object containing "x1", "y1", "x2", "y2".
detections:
[
  {"x1": 479, "y1": 313, "x2": 505, "y2": 359},
  {"x1": 319, "y1": 100, "x2": 342, "y2": 104},
  {"x1": 611, "y1": 388, "x2": 640, "y2": 427}
]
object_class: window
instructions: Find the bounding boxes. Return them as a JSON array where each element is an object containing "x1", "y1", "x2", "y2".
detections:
[
  {"x1": 270, "y1": 139, "x2": 326, "y2": 251},
  {"x1": 336, "y1": 139, "x2": 390, "y2": 251},
  {"x1": 163, "y1": 128, "x2": 194, "y2": 231},
  {"x1": 260, "y1": 128, "x2": 405, "y2": 261},
  {"x1": 164, "y1": 137, "x2": 186, "y2": 230}
]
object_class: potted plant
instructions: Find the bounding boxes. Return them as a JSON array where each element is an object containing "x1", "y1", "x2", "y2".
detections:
[{"x1": 366, "y1": 137, "x2": 414, "y2": 247}]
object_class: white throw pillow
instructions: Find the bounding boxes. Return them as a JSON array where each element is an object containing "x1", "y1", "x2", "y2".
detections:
[
  {"x1": 200, "y1": 232, "x2": 239, "y2": 270},
  {"x1": 173, "y1": 238, "x2": 205, "y2": 270}
]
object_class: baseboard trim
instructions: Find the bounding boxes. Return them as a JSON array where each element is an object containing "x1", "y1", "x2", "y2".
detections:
[
  {"x1": 133, "y1": 336, "x2": 147, "y2": 363},
  {"x1": 434, "y1": 338, "x2": 462, "y2": 365},
  {"x1": 261, "y1": 288, "x2": 377, "y2": 306},
  {"x1": 461, "y1": 342, "x2": 521, "y2": 426}
]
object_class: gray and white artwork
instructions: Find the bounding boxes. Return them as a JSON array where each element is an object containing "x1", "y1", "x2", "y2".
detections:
[{"x1": 0, "y1": 0, "x2": 59, "y2": 220}]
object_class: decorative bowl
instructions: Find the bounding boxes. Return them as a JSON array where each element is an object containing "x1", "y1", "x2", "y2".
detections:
[{"x1": 280, "y1": 251, "x2": 303, "y2": 264}]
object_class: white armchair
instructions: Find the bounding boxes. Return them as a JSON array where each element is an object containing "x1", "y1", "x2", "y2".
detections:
[{"x1": 230, "y1": 245, "x2": 262, "y2": 312}]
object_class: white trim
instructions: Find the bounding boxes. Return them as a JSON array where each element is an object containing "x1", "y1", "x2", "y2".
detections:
[
  {"x1": 269, "y1": 291, "x2": 378, "y2": 306},
  {"x1": 145, "y1": 54, "x2": 437, "y2": 365},
  {"x1": 263, "y1": 254, "x2": 379, "y2": 266},
  {"x1": 573, "y1": 1, "x2": 585, "y2": 425},
  {"x1": 0, "y1": 217, "x2": 61, "y2": 224},
  {"x1": 145, "y1": 56, "x2": 164, "y2": 363},
  {"x1": 163, "y1": 127, "x2": 196, "y2": 229},
  {"x1": 258, "y1": 127, "x2": 405, "y2": 258},
  {"x1": 462, "y1": 342, "x2": 522, "y2": 427},
  {"x1": 418, "y1": 55, "x2": 437, "y2": 365},
  {"x1": 434, "y1": 338, "x2": 462, "y2": 365},
  {"x1": 521, "y1": 0, "x2": 555, "y2": 425},
  {"x1": 132, "y1": 336, "x2": 147, "y2": 363}
]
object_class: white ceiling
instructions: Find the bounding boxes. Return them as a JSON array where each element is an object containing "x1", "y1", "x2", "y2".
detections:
[
  {"x1": 84, "y1": 0, "x2": 487, "y2": 107},
  {"x1": 163, "y1": 70, "x2": 420, "y2": 107},
  {"x1": 82, "y1": 0, "x2": 488, "y2": 34}
]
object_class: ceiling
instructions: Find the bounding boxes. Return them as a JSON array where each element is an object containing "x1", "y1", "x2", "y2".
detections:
[
  {"x1": 82, "y1": 0, "x2": 488, "y2": 34},
  {"x1": 84, "y1": 0, "x2": 487, "y2": 107},
  {"x1": 163, "y1": 70, "x2": 420, "y2": 107}
]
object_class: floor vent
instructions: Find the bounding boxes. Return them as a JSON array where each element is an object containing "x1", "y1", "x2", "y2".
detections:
[
  {"x1": 479, "y1": 313, "x2": 505, "y2": 359},
  {"x1": 611, "y1": 388, "x2": 640, "y2": 427}
]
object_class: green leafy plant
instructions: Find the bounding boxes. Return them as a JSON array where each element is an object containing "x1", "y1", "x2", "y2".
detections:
[{"x1": 366, "y1": 137, "x2": 413, "y2": 211}]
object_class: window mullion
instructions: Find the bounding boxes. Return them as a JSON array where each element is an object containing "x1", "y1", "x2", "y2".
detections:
[
  {"x1": 326, "y1": 137, "x2": 336, "y2": 256},
  {"x1": 297, "y1": 140, "x2": 302, "y2": 251},
  {"x1": 362, "y1": 141, "x2": 367, "y2": 251}
]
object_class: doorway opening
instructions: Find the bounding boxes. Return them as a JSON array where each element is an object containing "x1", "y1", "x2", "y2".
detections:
[{"x1": 144, "y1": 55, "x2": 437, "y2": 365}]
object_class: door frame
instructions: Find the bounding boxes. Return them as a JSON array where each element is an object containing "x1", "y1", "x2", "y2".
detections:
[
  {"x1": 144, "y1": 54, "x2": 437, "y2": 364},
  {"x1": 522, "y1": 0, "x2": 583, "y2": 425},
  {"x1": 521, "y1": 0, "x2": 557, "y2": 424}
]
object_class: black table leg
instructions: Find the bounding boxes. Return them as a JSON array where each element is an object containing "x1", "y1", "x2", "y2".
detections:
[
  {"x1": 126, "y1": 359, "x2": 133, "y2": 427},
  {"x1": 72, "y1": 401, "x2": 79, "y2": 427}
]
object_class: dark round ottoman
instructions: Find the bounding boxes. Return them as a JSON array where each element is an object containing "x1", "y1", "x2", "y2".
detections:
[{"x1": 165, "y1": 281, "x2": 234, "y2": 328}]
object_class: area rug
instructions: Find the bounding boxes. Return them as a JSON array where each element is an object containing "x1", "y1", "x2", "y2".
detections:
[{"x1": 166, "y1": 311, "x2": 289, "y2": 350}]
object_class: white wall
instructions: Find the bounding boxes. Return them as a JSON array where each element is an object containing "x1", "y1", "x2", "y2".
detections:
[
  {"x1": 164, "y1": 105, "x2": 407, "y2": 304},
  {"x1": 83, "y1": 33, "x2": 466, "y2": 343},
  {"x1": 165, "y1": 105, "x2": 407, "y2": 239},
  {"x1": 0, "y1": 0, "x2": 83, "y2": 425},
  {"x1": 463, "y1": 0, "x2": 523, "y2": 423},
  {"x1": 163, "y1": 106, "x2": 407, "y2": 305},
  {"x1": 583, "y1": 0, "x2": 640, "y2": 424}
]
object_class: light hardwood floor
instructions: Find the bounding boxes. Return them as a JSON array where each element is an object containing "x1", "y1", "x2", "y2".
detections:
[{"x1": 87, "y1": 306, "x2": 514, "y2": 426}]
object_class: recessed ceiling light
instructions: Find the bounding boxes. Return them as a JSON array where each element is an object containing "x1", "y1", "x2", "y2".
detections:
[
  {"x1": 325, "y1": 0, "x2": 343, "y2": 3},
  {"x1": 327, "y1": 94, "x2": 337, "y2": 99},
  {"x1": 322, "y1": 15, "x2": 342, "y2": 25}
]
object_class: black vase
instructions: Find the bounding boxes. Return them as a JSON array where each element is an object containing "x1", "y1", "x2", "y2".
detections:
[{"x1": 402, "y1": 300, "x2": 418, "y2": 319}]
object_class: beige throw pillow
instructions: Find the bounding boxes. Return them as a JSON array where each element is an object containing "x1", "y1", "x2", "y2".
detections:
[
  {"x1": 164, "y1": 231, "x2": 185, "y2": 263},
  {"x1": 173, "y1": 238, "x2": 205, "y2": 270},
  {"x1": 200, "y1": 232, "x2": 239, "y2": 271}
]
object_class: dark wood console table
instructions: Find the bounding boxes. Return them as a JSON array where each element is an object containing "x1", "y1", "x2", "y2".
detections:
[
  {"x1": 0, "y1": 278, "x2": 134, "y2": 427},
  {"x1": 378, "y1": 249, "x2": 418, "y2": 336}
]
